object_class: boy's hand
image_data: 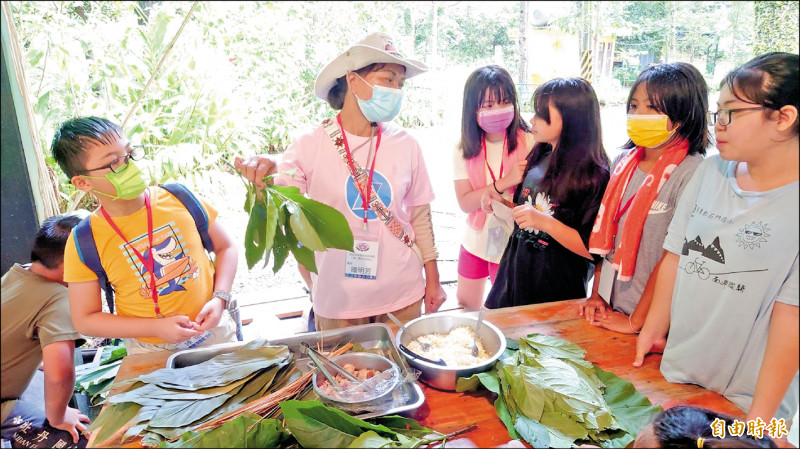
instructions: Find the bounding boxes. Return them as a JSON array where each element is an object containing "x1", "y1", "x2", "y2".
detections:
[
  {"x1": 157, "y1": 316, "x2": 202, "y2": 343},
  {"x1": 195, "y1": 297, "x2": 225, "y2": 331},
  {"x1": 633, "y1": 330, "x2": 667, "y2": 367},
  {"x1": 50, "y1": 406, "x2": 90, "y2": 444}
]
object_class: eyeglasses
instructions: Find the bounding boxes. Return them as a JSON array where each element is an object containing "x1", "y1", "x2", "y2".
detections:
[
  {"x1": 707, "y1": 107, "x2": 768, "y2": 126},
  {"x1": 78, "y1": 145, "x2": 144, "y2": 174}
]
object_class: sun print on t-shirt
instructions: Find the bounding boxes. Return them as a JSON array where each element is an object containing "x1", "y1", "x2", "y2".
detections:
[{"x1": 735, "y1": 221, "x2": 770, "y2": 250}]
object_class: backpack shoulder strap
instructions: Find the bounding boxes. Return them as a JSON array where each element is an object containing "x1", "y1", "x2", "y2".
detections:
[
  {"x1": 72, "y1": 217, "x2": 115, "y2": 313},
  {"x1": 159, "y1": 183, "x2": 215, "y2": 253}
]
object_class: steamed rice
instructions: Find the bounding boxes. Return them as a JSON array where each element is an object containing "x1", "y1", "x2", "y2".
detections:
[{"x1": 405, "y1": 325, "x2": 491, "y2": 367}]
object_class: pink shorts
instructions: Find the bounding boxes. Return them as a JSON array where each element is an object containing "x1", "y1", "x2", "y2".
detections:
[{"x1": 458, "y1": 245, "x2": 499, "y2": 282}]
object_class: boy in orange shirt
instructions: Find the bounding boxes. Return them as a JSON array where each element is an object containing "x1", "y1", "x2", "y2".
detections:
[{"x1": 54, "y1": 117, "x2": 239, "y2": 354}]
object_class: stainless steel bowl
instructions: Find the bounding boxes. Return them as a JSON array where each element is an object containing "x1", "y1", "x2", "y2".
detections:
[
  {"x1": 394, "y1": 313, "x2": 506, "y2": 391},
  {"x1": 312, "y1": 352, "x2": 400, "y2": 404}
]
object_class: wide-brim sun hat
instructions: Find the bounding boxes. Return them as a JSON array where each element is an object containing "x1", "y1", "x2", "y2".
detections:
[{"x1": 314, "y1": 32, "x2": 428, "y2": 101}]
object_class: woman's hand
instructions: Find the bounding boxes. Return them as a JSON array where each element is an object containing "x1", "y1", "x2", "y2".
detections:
[
  {"x1": 480, "y1": 190, "x2": 504, "y2": 213},
  {"x1": 234, "y1": 155, "x2": 277, "y2": 188},
  {"x1": 578, "y1": 295, "x2": 609, "y2": 323},
  {"x1": 424, "y1": 281, "x2": 447, "y2": 314},
  {"x1": 512, "y1": 203, "x2": 554, "y2": 232}
]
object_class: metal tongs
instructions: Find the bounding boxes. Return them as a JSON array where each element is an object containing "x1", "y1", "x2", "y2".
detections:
[{"x1": 300, "y1": 342, "x2": 364, "y2": 394}]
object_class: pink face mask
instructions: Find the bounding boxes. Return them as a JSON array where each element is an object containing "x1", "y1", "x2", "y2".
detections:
[{"x1": 477, "y1": 105, "x2": 515, "y2": 133}]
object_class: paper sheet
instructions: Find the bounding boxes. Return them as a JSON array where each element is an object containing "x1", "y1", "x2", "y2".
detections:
[{"x1": 491, "y1": 200, "x2": 515, "y2": 229}]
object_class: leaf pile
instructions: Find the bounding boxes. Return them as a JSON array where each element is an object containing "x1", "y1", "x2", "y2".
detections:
[
  {"x1": 89, "y1": 340, "x2": 295, "y2": 447},
  {"x1": 74, "y1": 344, "x2": 127, "y2": 406},
  {"x1": 456, "y1": 334, "x2": 663, "y2": 448},
  {"x1": 237, "y1": 169, "x2": 355, "y2": 273},
  {"x1": 158, "y1": 401, "x2": 451, "y2": 449}
]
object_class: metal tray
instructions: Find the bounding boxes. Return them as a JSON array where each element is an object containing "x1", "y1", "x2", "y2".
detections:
[{"x1": 166, "y1": 322, "x2": 425, "y2": 419}]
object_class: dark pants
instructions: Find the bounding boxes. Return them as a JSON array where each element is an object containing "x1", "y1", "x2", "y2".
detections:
[{"x1": 1, "y1": 370, "x2": 87, "y2": 448}]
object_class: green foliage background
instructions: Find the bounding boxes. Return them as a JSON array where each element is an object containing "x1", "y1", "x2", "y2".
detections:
[{"x1": 8, "y1": 1, "x2": 798, "y2": 212}]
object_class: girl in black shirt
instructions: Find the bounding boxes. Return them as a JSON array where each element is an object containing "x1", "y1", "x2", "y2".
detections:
[{"x1": 481, "y1": 78, "x2": 610, "y2": 308}]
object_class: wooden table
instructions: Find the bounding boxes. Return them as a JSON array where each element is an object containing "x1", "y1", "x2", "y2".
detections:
[{"x1": 98, "y1": 299, "x2": 743, "y2": 447}]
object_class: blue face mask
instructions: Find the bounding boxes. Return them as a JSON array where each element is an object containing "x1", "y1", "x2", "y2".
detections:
[{"x1": 353, "y1": 73, "x2": 403, "y2": 123}]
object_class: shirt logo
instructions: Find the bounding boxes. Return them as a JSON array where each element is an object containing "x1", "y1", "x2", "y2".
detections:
[{"x1": 346, "y1": 171, "x2": 392, "y2": 219}]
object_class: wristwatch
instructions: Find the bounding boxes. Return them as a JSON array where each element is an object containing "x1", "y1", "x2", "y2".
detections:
[{"x1": 212, "y1": 290, "x2": 232, "y2": 306}]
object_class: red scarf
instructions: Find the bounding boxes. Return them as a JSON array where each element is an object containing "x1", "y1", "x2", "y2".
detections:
[
  {"x1": 465, "y1": 130, "x2": 529, "y2": 231},
  {"x1": 589, "y1": 139, "x2": 689, "y2": 281}
]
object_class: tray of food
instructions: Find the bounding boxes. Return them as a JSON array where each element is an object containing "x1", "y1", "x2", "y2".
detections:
[{"x1": 165, "y1": 322, "x2": 425, "y2": 419}]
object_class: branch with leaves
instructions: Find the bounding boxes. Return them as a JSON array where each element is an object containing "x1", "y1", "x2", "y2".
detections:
[{"x1": 229, "y1": 162, "x2": 354, "y2": 273}]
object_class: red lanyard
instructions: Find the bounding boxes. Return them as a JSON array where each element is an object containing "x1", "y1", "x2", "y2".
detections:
[
  {"x1": 613, "y1": 166, "x2": 640, "y2": 225},
  {"x1": 337, "y1": 114, "x2": 382, "y2": 230},
  {"x1": 100, "y1": 192, "x2": 162, "y2": 317},
  {"x1": 481, "y1": 135, "x2": 505, "y2": 183}
]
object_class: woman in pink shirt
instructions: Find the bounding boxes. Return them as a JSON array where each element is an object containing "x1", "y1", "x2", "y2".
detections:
[{"x1": 235, "y1": 32, "x2": 446, "y2": 330}]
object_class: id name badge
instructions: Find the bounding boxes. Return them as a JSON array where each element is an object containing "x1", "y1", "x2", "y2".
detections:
[
  {"x1": 345, "y1": 238, "x2": 379, "y2": 280},
  {"x1": 597, "y1": 258, "x2": 616, "y2": 304},
  {"x1": 175, "y1": 330, "x2": 212, "y2": 350}
]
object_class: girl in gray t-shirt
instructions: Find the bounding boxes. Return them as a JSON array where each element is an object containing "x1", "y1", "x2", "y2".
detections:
[
  {"x1": 635, "y1": 52, "x2": 799, "y2": 423},
  {"x1": 580, "y1": 62, "x2": 709, "y2": 335}
]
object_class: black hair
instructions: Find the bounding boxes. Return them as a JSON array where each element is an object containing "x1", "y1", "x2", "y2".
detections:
[
  {"x1": 31, "y1": 212, "x2": 87, "y2": 269},
  {"x1": 51, "y1": 116, "x2": 124, "y2": 179},
  {"x1": 459, "y1": 65, "x2": 531, "y2": 160},
  {"x1": 623, "y1": 62, "x2": 710, "y2": 155},
  {"x1": 527, "y1": 77, "x2": 610, "y2": 204},
  {"x1": 650, "y1": 406, "x2": 777, "y2": 449},
  {"x1": 722, "y1": 52, "x2": 799, "y2": 134},
  {"x1": 326, "y1": 63, "x2": 392, "y2": 110}
]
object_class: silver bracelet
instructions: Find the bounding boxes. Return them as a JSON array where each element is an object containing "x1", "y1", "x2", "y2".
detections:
[{"x1": 629, "y1": 314, "x2": 640, "y2": 334}]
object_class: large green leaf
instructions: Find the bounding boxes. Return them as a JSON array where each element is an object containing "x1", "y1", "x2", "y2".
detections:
[
  {"x1": 285, "y1": 201, "x2": 326, "y2": 251},
  {"x1": 347, "y1": 431, "x2": 398, "y2": 448},
  {"x1": 271, "y1": 225, "x2": 290, "y2": 273},
  {"x1": 91, "y1": 402, "x2": 143, "y2": 446},
  {"x1": 272, "y1": 185, "x2": 354, "y2": 251},
  {"x1": 594, "y1": 367, "x2": 663, "y2": 436},
  {"x1": 284, "y1": 221, "x2": 318, "y2": 273},
  {"x1": 99, "y1": 344, "x2": 128, "y2": 365},
  {"x1": 280, "y1": 400, "x2": 365, "y2": 448},
  {"x1": 244, "y1": 202, "x2": 268, "y2": 269},
  {"x1": 513, "y1": 415, "x2": 550, "y2": 448},
  {"x1": 138, "y1": 342, "x2": 290, "y2": 391},
  {"x1": 159, "y1": 413, "x2": 292, "y2": 448}
]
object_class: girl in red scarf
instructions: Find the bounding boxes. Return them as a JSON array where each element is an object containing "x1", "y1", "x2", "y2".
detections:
[
  {"x1": 579, "y1": 62, "x2": 710, "y2": 334},
  {"x1": 452, "y1": 66, "x2": 534, "y2": 311}
]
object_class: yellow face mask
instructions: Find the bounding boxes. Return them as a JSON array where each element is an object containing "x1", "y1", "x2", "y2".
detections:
[{"x1": 626, "y1": 114, "x2": 676, "y2": 148}]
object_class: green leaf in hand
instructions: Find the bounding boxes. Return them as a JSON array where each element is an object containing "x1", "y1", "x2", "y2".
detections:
[
  {"x1": 284, "y1": 219, "x2": 318, "y2": 273},
  {"x1": 244, "y1": 202, "x2": 268, "y2": 269},
  {"x1": 285, "y1": 201, "x2": 326, "y2": 251}
]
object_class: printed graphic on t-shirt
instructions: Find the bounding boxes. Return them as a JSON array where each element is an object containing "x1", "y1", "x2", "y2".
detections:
[
  {"x1": 648, "y1": 200, "x2": 671, "y2": 215},
  {"x1": 522, "y1": 192, "x2": 554, "y2": 235},
  {"x1": 120, "y1": 222, "x2": 200, "y2": 299},
  {"x1": 735, "y1": 221, "x2": 771, "y2": 250},
  {"x1": 346, "y1": 171, "x2": 393, "y2": 219},
  {"x1": 679, "y1": 233, "x2": 767, "y2": 292}
]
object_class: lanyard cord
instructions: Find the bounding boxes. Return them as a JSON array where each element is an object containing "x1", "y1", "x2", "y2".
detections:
[
  {"x1": 100, "y1": 192, "x2": 161, "y2": 317},
  {"x1": 613, "y1": 163, "x2": 641, "y2": 225},
  {"x1": 337, "y1": 114, "x2": 382, "y2": 230},
  {"x1": 482, "y1": 135, "x2": 506, "y2": 183}
]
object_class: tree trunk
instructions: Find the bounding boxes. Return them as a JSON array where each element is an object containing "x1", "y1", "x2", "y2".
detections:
[{"x1": 518, "y1": 1, "x2": 528, "y2": 84}]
